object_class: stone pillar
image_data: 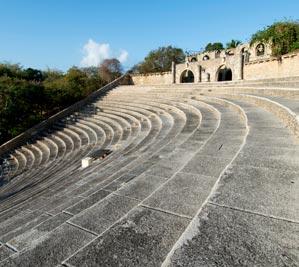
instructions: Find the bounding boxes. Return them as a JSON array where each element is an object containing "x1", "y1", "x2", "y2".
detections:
[
  {"x1": 198, "y1": 65, "x2": 202, "y2": 83},
  {"x1": 171, "y1": 61, "x2": 176, "y2": 84},
  {"x1": 239, "y1": 52, "x2": 244, "y2": 80}
]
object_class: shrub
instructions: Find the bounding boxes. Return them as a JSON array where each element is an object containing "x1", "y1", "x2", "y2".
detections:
[{"x1": 250, "y1": 20, "x2": 299, "y2": 56}]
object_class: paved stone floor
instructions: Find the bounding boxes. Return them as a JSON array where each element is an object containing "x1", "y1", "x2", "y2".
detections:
[{"x1": 0, "y1": 81, "x2": 298, "y2": 266}]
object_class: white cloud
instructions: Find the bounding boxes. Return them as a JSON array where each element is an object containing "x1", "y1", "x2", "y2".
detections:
[
  {"x1": 118, "y1": 49, "x2": 129, "y2": 63},
  {"x1": 80, "y1": 39, "x2": 110, "y2": 67},
  {"x1": 80, "y1": 39, "x2": 129, "y2": 67}
]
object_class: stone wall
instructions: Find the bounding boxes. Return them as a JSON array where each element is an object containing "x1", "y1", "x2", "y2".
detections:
[
  {"x1": 131, "y1": 72, "x2": 172, "y2": 85},
  {"x1": 129, "y1": 44, "x2": 299, "y2": 86},
  {"x1": 244, "y1": 53, "x2": 299, "y2": 80}
]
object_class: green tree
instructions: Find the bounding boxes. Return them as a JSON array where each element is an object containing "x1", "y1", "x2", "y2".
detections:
[
  {"x1": 226, "y1": 39, "x2": 242, "y2": 49},
  {"x1": 99, "y1": 58, "x2": 123, "y2": 83},
  {"x1": 0, "y1": 77, "x2": 47, "y2": 143},
  {"x1": 0, "y1": 63, "x2": 23, "y2": 79},
  {"x1": 0, "y1": 61, "x2": 123, "y2": 145},
  {"x1": 250, "y1": 20, "x2": 299, "y2": 56},
  {"x1": 22, "y1": 68, "x2": 44, "y2": 82},
  {"x1": 134, "y1": 46, "x2": 185, "y2": 74},
  {"x1": 204, "y1": 42, "x2": 224, "y2": 52}
]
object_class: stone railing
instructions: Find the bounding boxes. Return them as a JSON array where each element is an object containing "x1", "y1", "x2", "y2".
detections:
[
  {"x1": 0, "y1": 74, "x2": 129, "y2": 157},
  {"x1": 130, "y1": 71, "x2": 172, "y2": 77}
]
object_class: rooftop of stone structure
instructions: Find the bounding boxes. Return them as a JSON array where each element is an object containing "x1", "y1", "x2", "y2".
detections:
[{"x1": 0, "y1": 77, "x2": 298, "y2": 266}]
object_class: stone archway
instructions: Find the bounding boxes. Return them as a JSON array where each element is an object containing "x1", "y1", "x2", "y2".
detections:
[
  {"x1": 180, "y1": 70, "x2": 194, "y2": 83},
  {"x1": 217, "y1": 66, "x2": 232, "y2": 81}
]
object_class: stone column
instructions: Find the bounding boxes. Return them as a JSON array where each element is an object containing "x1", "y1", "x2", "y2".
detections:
[
  {"x1": 198, "y1": 65, "x2": 202, "y2": 83},
  {"x1": 239, "y1": 52, "x2": 244, "y2": 80},
  {"x1": 171, "y1": 61, "x2": 176, "y2": 84}
]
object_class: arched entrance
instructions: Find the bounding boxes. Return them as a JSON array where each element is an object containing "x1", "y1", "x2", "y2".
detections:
[
  {"x1": 217, "y1": 66, "x2": 232, "y2": 81},
  {"x1": 180, "y1": 70, "x2": 194, "y2": 83}
]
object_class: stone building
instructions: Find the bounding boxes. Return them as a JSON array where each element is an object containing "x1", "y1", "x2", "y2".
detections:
[
  {"x1": 131, "y1": 42, "x2": 299, "y2": 85},
  {"x1": 175, "y1": 42, "x2": 271, "y2": 83}
]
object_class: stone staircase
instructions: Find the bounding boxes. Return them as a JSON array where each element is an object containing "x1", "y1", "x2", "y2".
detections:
[{"x1": 0, "y1": 79, "x2": 298, "y2": 266}]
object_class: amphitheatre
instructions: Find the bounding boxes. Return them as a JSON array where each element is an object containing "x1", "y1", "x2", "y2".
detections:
[{"x1": 0, "y1": 40, "x2": 299, "y2": 266}]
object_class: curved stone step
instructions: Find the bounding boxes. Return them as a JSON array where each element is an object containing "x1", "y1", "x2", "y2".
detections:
[
  {"x1": 1, "y1": 82, "x2": 298, "y2": 265},
  {"x1": 13, "y1": 150, "x2": 27, "y2": 175},
  {"x1": 58, "y1": 100, "x2": 243, "y2": 266},
  {"x1": 30, "y1": 144, "x2": 43, "y2": 167},
  {"x1": 71, "y1": 99, "x2": 202, "y2": 200},
  {"x1": 211, "y1": 93, "x2": 299, "y2": 138},
  {"x1": 163, "y1": 98, "x2": 299, "y2": 267},
  {"x1": 54, "y1": 131, "x2": 74, "y2": 155},
  {"x1": 42, "y1": 137, "x2": 59, "y2": 162},
  {"x1": 35, "y1": 140, "x2": 51, "y2": 165},
  {"x1": 35, "y1": 99, "x2": 179, "y2": 203}
]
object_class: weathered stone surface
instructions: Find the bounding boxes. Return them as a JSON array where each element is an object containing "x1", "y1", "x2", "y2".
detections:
[
  {"x1": 0, "y1": 210, "x2": 43, "y2": 239},
  {"x1": 167, "y1": 204, "x2": 299, "y2": 266},
  {"x1": 144, "y1": 163, "x2": 179, "y2": 179},
  {"x1": 47, "y1": 196, "x2": 84, "y2": 215},
  {"x1": 65, "y1": 206, "x2": 190, "y2": 266},
  {"x1": 65, "y1": 190, "x2": 111, "y2": 215},
  {"x1": 1, "y1": 82, "x2": 299, "y2": 265},
  {"x1": 183, "y1": 155, "x2": 230, "y2": 178},
  {"x1": 7, "y1": 213, "x2": 72, "y2": 251},
  {"x1": 0, "y1": 223, "x2": 95, "y2": 267},
  {"x1": 0, "y1": 213, "x2": 50, "y2": 243},
  {"x1": 103, "y1": 172, "x2": 138, "y2": 191},
  {"x1": 234, "y1": 145, "x2": 299, "y2": 171},
  {"x1": 144, "y1": 172, "x2": 216, "y2": 216},
  {"x1": 211, "y1": 165, "x2": 299, "y2": 221},
  {"x1": 69, "y1": 194, "x2": 138, "y2": 234},
  {"x1": 198, "y1": 134, "x2": 244, "y2": 158},
  {"x1": 116, "y1": 173, "x2": 166, "y2": 200},
  {"x1": 0, "y1": 245, "x2": 14, "y2": 262}
]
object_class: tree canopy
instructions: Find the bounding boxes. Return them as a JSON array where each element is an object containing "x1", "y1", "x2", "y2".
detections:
[
  {"x1": 226, "y1": 39, "x2": 242, "y2": 49},
  {"x1": 204, "y1": 42, "x2": 224, "y2": 52},
  {"x1": 0, "y1": 60, "x2": 122, "y2": 145},
  {"x1": 132, "y1": 46, "x2": 185, "y2": 74},
  {"x1": 250, "y1": 20, "x2": 299, "y2": 56},
  {"x1": 99, "y1": 59, "x2": 123, "y2": 83}
]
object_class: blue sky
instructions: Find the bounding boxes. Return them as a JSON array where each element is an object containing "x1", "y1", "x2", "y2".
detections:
[{"x1": 1, "y1": 0, "x2": 298, "y2": 71}]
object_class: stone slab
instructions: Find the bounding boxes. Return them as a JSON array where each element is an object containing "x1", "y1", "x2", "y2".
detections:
[
  {"x1": 190, "y1": 129, "x2": 215, "y2": 142},
  {"x1": 47, "y1": 196, "x2": 84, "y2": 215},
  {"x1": 234, "y1": 145, "x2": 299, "y2": 172},
  {"x1": 144, "y1": 172, "x2": 216, "y2": 217},
  {"x1": 7, "y1": 213, "x2": 72, "y2": 251},
  {"x1": 65, "y1": 190, "x2": 111, "y2": 215},
  {"x1": 0, "y1": 245, "x2": 14, "y2": 262},
  {"x1": 116, "y1": 174, "x2": 165, "y2": 200},
  {"x1": 167, "y1": 204, "x2": 299, "y2": 266},
  {"x1": 198, "y1": 134, "x2": 243, "y2": 158},
  {"x1": 0, "y1": 210, "x2": 43, "y2": 239},
  {"x1": 211, "y1": 165, "x2": 299, "y2": 221},
  {"x1": 65, "y1": 206, "x2": 190, "y2": 266},
  {"x1": 129, "y1": 161, "x2": 156, "y2": 176},
  {"x1": 0, "y1": 213, "x2": 50, "y2": 243},
  {"x1": 103, "y1": 172, "x2": 138, "y2": 192},
  {"x1": 69, "y1": 194, "x2": 138, "y2": 234},
  {"x1": 144, "y1": 162, "x2": 179, "y2": 179},
  {"x1": 183, "y1": 155, "x2": 230, "y2": 178},
  {"x1": 0, "y1": 223, "x2": 95, "y2": 267}
]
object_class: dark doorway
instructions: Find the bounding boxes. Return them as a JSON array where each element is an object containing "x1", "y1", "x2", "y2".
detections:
[
  {"x1": 217, "y1": 67, "x2": 232, "y2": 81},
  {"x1": 181, "y1": 70, "x2": 194, "y2": 83}
]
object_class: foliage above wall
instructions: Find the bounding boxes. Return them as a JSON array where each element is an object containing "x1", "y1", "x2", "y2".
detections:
[
  {"x1": 204, "y1": 42, "x2": 224, "y2": 52},
  {"x1": 226, "y1": 40, "x2": 242, "y2": 49},
  {"x1": 131, "y1": 46, "x2": 185, "y2": 74},
  {"x1": 250, "y1": 20, "x2": 299, "y2": 56}
]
